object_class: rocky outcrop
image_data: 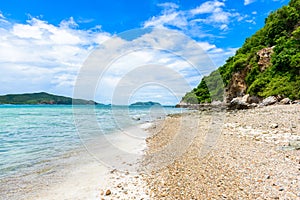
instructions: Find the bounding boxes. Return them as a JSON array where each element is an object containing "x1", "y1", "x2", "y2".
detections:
[
  {"x1": 225, "y1": 67, "x2": 248, "y2": 103},
  {"x1": 257, "y1": 46, "x2": 274, "y2": 71},
  {"x1": 225, "y1": 47, "x2": 275, "y2": 103},
  {"x1": 175, "y1": 101, "x2": 189, "y2": 108}
]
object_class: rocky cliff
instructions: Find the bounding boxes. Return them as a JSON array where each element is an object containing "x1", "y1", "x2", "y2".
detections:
[{"x1": 181, "y1": 0, "x2": 300, "y2": 104}]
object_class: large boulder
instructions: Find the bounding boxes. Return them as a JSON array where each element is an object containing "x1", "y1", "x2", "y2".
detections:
[
  {"x1": 280, "y1": 98, "x2": 291, "y2": 105},
  {"x1": 260, "y1": 96, "x2": 278, "y2": 106},
  {"x1": 228, "y1": 97, "x2": 250, "y2": 110},
  {"x1": 248, "y1": 96, "x2": 261, "y2": 104}
]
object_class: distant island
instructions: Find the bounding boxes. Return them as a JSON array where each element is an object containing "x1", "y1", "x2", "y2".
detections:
[
  {"x1": 129, "y1": 101, "x2": 161, "y2": 106},
  {"x1": 0, "y1": 92, "x2": 99, "y2": 105}
]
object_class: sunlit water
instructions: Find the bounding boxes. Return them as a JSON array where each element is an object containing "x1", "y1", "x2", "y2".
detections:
[{"x1": 0, "y1": 105, "x2": 182, "y2": 180}]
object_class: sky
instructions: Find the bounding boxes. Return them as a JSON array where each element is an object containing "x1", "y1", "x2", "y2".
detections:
[{"x1": 0, "y1": 0, "x2": 289, "y2": 105}]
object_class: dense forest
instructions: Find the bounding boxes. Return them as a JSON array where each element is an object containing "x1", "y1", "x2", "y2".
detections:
[
  {"x1": 182, "y1": 0, "x2": 300, "y2": 103},
  {"x1": 0, "y1": 92, "x2": 98, "y2": 105}
]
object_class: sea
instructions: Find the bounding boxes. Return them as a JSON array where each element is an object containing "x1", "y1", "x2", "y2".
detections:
[{"x1": 0, "y1": 104, "x2": 183, "y2": 196}]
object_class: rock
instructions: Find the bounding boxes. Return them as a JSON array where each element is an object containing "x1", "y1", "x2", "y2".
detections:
[
  {"x1": 280, "y1": 98, "x2": 291, "y2": 104},
  {"x1": 261, "y1": 96, "x2": 277, "y2": 106},
  {"x1": 249, "y1": 103, "x2": 258, "y2": 108},
  {"x1": 248, "y1": 96, "x2": 261, "y2": 104},
  {"x1": 160, "y1": 192, "x2": 168, "y2": 197},
  {"x1": 211, "y1": 100, "x2": 223, "y2": 106},
  {"x1": 292, "y1": 100, "x2": 300, "y2": 104},
  {"x1": 257, "y1": 46, "x2": 274, "y2": 71},
  {"x1": 270, "y1": 123, "x2": 278, "y2": 129},
  {"x1": 105, "y1": 189, "x2": 111, "y2": 196},
  {"x1": 229, "y1": 97, "x2": 250, "y2": 110},
  {"x1": 241, "y1": 94, "x2": 250, "y2": 104},
  {"x1": 289, "y1": 140, "x2": 300, "y2": 150},
  {"x1": 175, "y1": 101, "x2": 189, "y2": 108}
]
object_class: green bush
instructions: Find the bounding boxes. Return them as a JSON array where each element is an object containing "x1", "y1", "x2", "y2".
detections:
[{"x1": 181, "y1": 0, "x2": 300, "y2": 103}]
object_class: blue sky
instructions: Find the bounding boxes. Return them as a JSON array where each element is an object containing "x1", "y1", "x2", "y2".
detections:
[{"x1": 0, "y1": 0, "x2": 289, "y2": 104}]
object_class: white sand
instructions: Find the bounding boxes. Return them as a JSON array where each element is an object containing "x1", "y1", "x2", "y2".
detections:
[{"x1": 33, "y1": 123, "x2": 152, "y2": 200}]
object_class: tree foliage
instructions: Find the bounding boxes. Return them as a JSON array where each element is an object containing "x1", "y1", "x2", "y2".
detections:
[{"x1": 182, "y1": 0, "x2": 300, "y2": 103}]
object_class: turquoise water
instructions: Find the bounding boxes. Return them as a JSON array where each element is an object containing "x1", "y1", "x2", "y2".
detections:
[{"x1": 0, "y1": 105, "x2": 182, "y2": 179}]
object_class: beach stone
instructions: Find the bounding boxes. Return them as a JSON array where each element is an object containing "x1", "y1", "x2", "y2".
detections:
[
  {"x1": 280, "y1": 98, "x2": 291, "y2": 104},
  {"x1": 289, "y1": 140, "x2": 300, "y2": 150},
  {"x1": 261, "y1": 96, "x2": 277, "y2": 106},
  {"x1": 241, "y1": 94, "x2": 250, "y2": 103},
  {"x1": 248, "y1": 95, "x2": 261, "y2": 104},
  {"x1": 270, "y1": 123, "x2": 278, "y2": 129},
  {"x1": 229, "y1": 97, "x2": 249, "y2": 110},
  {"x1": 105, "y1": 189, "x2": 112, "y2": 196}
]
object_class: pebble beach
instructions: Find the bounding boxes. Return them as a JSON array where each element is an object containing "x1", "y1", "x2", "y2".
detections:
[
  {"x1": 142, "y1": 104, "x2": 300, "y2": 199},
  {"x1": 100, "y1": 104, "x2": 300, "y2": 199}
]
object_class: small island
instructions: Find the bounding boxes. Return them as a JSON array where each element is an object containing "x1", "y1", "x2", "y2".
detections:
[
  {"x1": 129, "y1": 101, "x2": 161, "y2": 106},
  {"x1": 0, "y1": 92, "x2": 99, "y2": 105}
]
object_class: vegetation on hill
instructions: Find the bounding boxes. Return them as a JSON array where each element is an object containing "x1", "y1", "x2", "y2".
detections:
[
  {"x1": 182, "y1": 0, "x2": 300, "y2": 103},
  {"x1": 130, "y1": 101, "x2": 161, "y2": 106},
  {"x1": 0, "y1": 92, "x2": 98, "y2": 105}
]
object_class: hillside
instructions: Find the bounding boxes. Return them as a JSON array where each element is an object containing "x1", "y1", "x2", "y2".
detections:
[
  {"x1": 0, "y1": 92, "x2": 99, "y2": 105},
  {"x1": 182, "y1": 0, "x2": 300, "y2": 104},
  {"x1": 130, "y1": 101, "x2": 161, "y2": 106}
]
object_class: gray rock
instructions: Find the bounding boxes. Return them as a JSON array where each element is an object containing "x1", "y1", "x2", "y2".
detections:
[
  {"x1": 261, "y1": 96, "x2": 277, "y2": 106},
  {"x1": 211, "y1": 100, "x2": 223, "y2": 105},
  {"x1": 241, "y1": 94, "x2": 250, "y2": 104},
  {"x1": 229, "y1": 98, "x2": 250, "y2": 110},
  {"x1": 249, "y1": 103, "x2": 258, "y2": 108},
  {"x1": 289, "y1": 140, "x2": 300, "y2": 150},
  {"x1": 280, "y1": 98, "x2": 291, "y2": 104},
  {"x1": 292, "y1": 100, "x2": 300, "y2": 104},
  {"x1": 248, "y1": 96, "x2": 261, "y2": 104},
  {"x1": 270, "y1": 123, "x2": 279, "y2": 129}
]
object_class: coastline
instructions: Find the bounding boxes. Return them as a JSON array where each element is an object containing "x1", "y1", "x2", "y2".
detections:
[
  {"x1": 1, "y1": 122, "x2": 153, "y2": 200},
  {"x1": 2, "y1": 104, "x2": 299, "y2": 199},
  {"x1": 35, "y1": 122, "x2": 153, "y2": 200}
]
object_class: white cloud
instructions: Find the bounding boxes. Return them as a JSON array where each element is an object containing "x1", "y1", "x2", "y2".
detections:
[
  {"x1": 157, "y1": 2, "x2": 179, "y2": 10},
  {"x1": 144, "y1": 11, "x2": 187, "y2": 29},
  {"x1": 244, "y1": 0, "x2": 256, "y2": 5},
  {"x1": 0, "y1": 10, "x2": 239, "y2": 105},
  {"x1": 0, "y1": 16, "x2": 111, "y2": 96},
  {"x1": 0, "y1": 12, "x2": 5, "y2": 19},
  {"x1": 190, "y1": 1, "x2": 225, "y2": 15},
  {"x1": 74, "y1": 28, "x2": 221, "y2": 105},
  {"x1": 197, "y1": 42, "x2": 216, "y2": 51},
  {"x1": 144, "y1": 1, "x2": 246, "y2": 33}
]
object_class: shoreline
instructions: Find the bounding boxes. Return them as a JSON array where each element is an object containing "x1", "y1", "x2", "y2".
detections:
[
  {"x1": 35, "y1": 122, "x2": 153, "y2": 200},
  {"x1": 1, "y1": 122, "x2": 154, "y2": 200},
  {"x1": 1, "y1": 104, "x2": 299, "y2": 199}
]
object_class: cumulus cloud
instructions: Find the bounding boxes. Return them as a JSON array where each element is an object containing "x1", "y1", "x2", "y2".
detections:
[
  {"x1": 0, "y1": 9, "x2": 238, "y2": 105},
  {"x1": 244, "y1": 0, "x2": 256, "y2": 5},
  {"x1": 0, "y1": 15, "x2": 110, "y2": 96},
  {"x1": 74, "y1": 28, "x2": 218, "y2": 105},
  {"x1": 144, "y1": 1, "x2": 247, "y2": 32},
  {"x1": 190, "y1": 1, "x2": 225, "y2": 15}
]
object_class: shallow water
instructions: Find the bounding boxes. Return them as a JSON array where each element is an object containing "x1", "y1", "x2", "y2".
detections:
[{"x1": 0, "y1": 105, "x2": 182, "y2": 182}]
